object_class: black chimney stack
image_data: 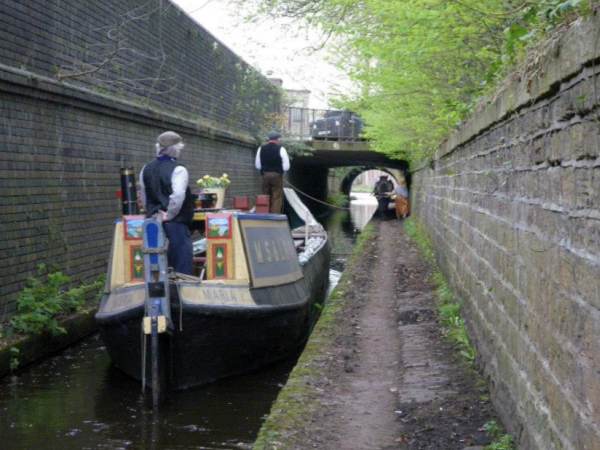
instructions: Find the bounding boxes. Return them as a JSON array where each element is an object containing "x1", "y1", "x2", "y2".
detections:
[{"x1": 120, "y1": 167, "x2": 139, "y2": 215}]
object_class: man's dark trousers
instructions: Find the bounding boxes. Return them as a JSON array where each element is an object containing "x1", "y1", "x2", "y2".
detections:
[
  {"x1": 262, "y1": 171, "x2": 284, "y2": 213},
  {"x1": 163, "y1": 222, "x2": 193, "y2": 274}
]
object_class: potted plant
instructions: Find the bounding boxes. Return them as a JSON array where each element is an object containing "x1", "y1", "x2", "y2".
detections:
[{"x1": 196, "y1": 173, "x2": 230, "y2": 209}]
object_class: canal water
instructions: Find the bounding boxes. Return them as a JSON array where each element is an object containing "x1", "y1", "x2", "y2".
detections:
[
  {"x1": 0, "y1": 193, "x2": 378, "y2": 450},
  {"x1": 323, "y1": 192, "x2": 378, "y2": 271}
]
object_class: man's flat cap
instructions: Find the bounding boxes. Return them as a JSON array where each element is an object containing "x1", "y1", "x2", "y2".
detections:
[{"x1": 157, "y1": 131, "x2": 183, "y2": 148}]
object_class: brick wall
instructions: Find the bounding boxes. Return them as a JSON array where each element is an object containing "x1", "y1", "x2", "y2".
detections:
[
  {"x1": 411, "y1": 16, "x2": 600, "y2": 450},
  {"x1": 0, "y1": 0, "x2": 279, "y2": 133},
  {"x1": 0, "y1": 0, "x2": 278, "y2": 318}
]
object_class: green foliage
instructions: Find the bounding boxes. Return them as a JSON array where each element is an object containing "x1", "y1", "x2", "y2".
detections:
[
  {"x1": 229, "y1": 63, "x2": 283, "y2": 139},
  {"x1": 484, "y1": 420, "x2": 515, "y2": 450},
  {"x1": 499, "y1": 0, "x2": 591, "y2": 67},
  {"x1": 486, "y1": 434, "x2": 515, "y2": 450},
  {"x1": 326, "y1": 193, "x2": 349, "y2": 208},
  {"x1": 10, "y1": 265, "x2": 105, "y2": 336},
  {"x1": 403, "y1": 219, "x2": 435, "y2": 263},
  {"x1": 484, "y1": 419, "x2": 502, "y2": 437},
  {"x1": 9, "y1": 346, "x2": 19, "y2": 372},
  {"x1": 403, "y1": 218, "x2": 475, "y2": 363},
  {"x1": 236, "y1": 0, "x2": 596, "y2": 163},
  {"x1": 281, "y1": 139, "x2": 314, "y2": 157}
]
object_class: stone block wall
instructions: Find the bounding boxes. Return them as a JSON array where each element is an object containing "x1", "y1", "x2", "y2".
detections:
[
  {"x1": 411, "y1": 16, "x2": 600, "y2": 450},
  {"x1": 0, "y1": 0, "x2": 278, "y2": 318}
]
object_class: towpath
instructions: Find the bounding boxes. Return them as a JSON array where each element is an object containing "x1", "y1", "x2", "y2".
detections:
[{"x1": 256, "y1": 219, "x2": 502, "y2": 449}]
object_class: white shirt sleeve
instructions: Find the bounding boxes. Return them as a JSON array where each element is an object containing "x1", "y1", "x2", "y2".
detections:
[
  {"x1": 280, "y1": 146, "x2": 290, "y2": 172},
  {"x1": 139, "y1": 166, "x2": 147, "y2": 210},
  {"x1": 255, "y1": 146, "x2": 262, "y2": 170},
  {"x1": 166, "y1": 165, "x2": 189, "y2": 221}
]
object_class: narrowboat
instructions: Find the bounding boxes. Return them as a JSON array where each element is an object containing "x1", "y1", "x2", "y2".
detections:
[{"x1": 95, "y1": 188, "x2": 330, "y2": 400}]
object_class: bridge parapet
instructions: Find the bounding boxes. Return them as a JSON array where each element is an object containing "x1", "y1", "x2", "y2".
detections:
[{"x1": 309, "y1": 140, "x2": 371, "y2": 152}]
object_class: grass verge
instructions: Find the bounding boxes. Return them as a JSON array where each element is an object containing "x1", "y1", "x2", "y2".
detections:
[
  {"x1": 253, "y1": 223, "x2": 375, "y2": 450},
  {"x1": 403, "y1": 218, "x2": 476, "y2": 363},
  {"x1": 403, "y1": 218, "x2": 514, "y2": 449}
]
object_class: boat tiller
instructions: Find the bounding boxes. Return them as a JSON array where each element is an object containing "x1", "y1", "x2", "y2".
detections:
[{"x1": 141, "y1": 218, "x2": 172, "y2": 407}]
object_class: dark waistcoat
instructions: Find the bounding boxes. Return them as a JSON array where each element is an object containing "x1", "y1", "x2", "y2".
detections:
[
  {"x1": 259, "y1": 143, "x2": 283, "y2": 174},
  {"x1": 142, "y1": 158, "x2": 194, "y2": 225}
]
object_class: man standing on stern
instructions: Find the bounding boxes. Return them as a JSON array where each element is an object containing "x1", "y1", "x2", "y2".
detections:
[
  {"x1": 139, "y1": 131, "x2": 195, "y2": 274},
  {"x1": 255, "y1": 131, "x2": 290, "y2": 213}
]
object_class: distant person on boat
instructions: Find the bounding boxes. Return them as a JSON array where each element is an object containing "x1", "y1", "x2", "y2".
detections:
[
  {"x1": 139, "y1": 131, "x2": 195, "y2": 275},
  {"x1": 373, "y1": 174, "x2": 394, "y2": 196},
  {"x1": 394, "y1": 181, "x2": 410, "y2": 219},
  {"x1": 255, "y1": 131, "x2": 290, "y2": 213},
  {"x1": 373, "y1": 175, "x2": 394, "y2": 216}
]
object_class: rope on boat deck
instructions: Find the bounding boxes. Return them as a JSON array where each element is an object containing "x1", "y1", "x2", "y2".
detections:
[{"x1": 284, "y1": 180, "x2": 351, "y2": 211}]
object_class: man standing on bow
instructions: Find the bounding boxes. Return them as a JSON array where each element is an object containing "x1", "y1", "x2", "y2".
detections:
[
  {"x1": 255, "y1": 131, "x2": 290, "y2": 213},
  {"x1": 139, "y1": 131, "x2": 195, "y2": 274}
]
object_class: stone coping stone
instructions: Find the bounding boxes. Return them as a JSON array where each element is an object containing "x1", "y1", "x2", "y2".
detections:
[
  {"x1": 0, "y1": 305, "x2": 98, "y2": 379},
  {"x1": 0, "y1": 62, "x2": 258, "y2": 149}
]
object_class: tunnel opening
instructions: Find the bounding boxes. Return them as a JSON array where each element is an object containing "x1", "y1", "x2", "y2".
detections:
[
  {"x1": 287, "y1": 146, "x2": 410, "y2": 213},
  {"x1": 341, "y1": 167, "x2": 409, "y2": 196}
]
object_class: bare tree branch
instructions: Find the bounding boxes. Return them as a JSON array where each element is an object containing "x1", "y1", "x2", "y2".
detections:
[{"x1": 56, "y1": 0, "x2": 175, "y2": 100}]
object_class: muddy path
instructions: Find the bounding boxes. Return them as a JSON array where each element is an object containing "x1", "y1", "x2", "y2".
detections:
[{"x1": 255, "y1": 219, "x2": 501, "y2": 449}]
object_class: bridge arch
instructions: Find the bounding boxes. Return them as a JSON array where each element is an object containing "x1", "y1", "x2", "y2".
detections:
[
  {"x1": 340, "y1": 167, "x2": 407, "y2": 195},
  {"x1": 289, "y1": 143, "x2": 410, "y2": 204}
]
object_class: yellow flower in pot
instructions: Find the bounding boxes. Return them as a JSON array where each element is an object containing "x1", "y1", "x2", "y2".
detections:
[{"x1": 196, "y1": 174, "x2": 230, "y2": 208}]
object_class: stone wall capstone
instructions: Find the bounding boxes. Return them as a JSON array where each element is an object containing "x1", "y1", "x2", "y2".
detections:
[
  {"x1": 0, "y1": 0, "x2": 280, "y2": 319},
  {"x1": 411, "y1": 15, "x2": 600, "y2": 450}
]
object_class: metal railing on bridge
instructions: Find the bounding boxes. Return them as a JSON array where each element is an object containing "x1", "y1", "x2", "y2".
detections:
[{"x1": 280, "y1": 107, "x2": 364, "y2": 141}]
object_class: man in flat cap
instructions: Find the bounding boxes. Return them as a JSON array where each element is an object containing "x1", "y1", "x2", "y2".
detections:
[
  {"x1": 139, "y1": 131, "x2": 195, "y2": 274},
  {"x1": 255, "y1": 131, "x2": 290, "y2": 213}
]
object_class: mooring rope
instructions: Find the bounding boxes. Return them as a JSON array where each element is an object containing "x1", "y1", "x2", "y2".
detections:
[{"x1": 284, "y1": 180, "x2": 351, "y2": 211}]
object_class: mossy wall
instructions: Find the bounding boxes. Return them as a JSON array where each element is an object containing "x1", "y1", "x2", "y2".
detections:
[{"x1": 411, "y1": 15, "x2": 600, "y2": 450}]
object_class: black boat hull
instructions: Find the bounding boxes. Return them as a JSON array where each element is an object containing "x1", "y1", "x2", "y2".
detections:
[{"x1": 97, "y1": 241, "x2": 330, "y2": 390}]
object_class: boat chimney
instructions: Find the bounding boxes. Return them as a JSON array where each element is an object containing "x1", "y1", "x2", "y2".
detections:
[{"x1": 120, "y1": 167, "x2": 139, "y2": 215}]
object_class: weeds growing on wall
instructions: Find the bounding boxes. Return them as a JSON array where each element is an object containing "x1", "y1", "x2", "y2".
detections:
[
  {"x1": 9, "y1": 264, "x2": 105, "y2": 337},
  {"x1": 403, "y1": 218, "x2": 476, "y2": 363},
  {"x1": 402, "y1": 220, "x2": 516, "y2": 446},
  {"x1": 484, "y1": 420, "x2": 515, "y2": 450}
]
